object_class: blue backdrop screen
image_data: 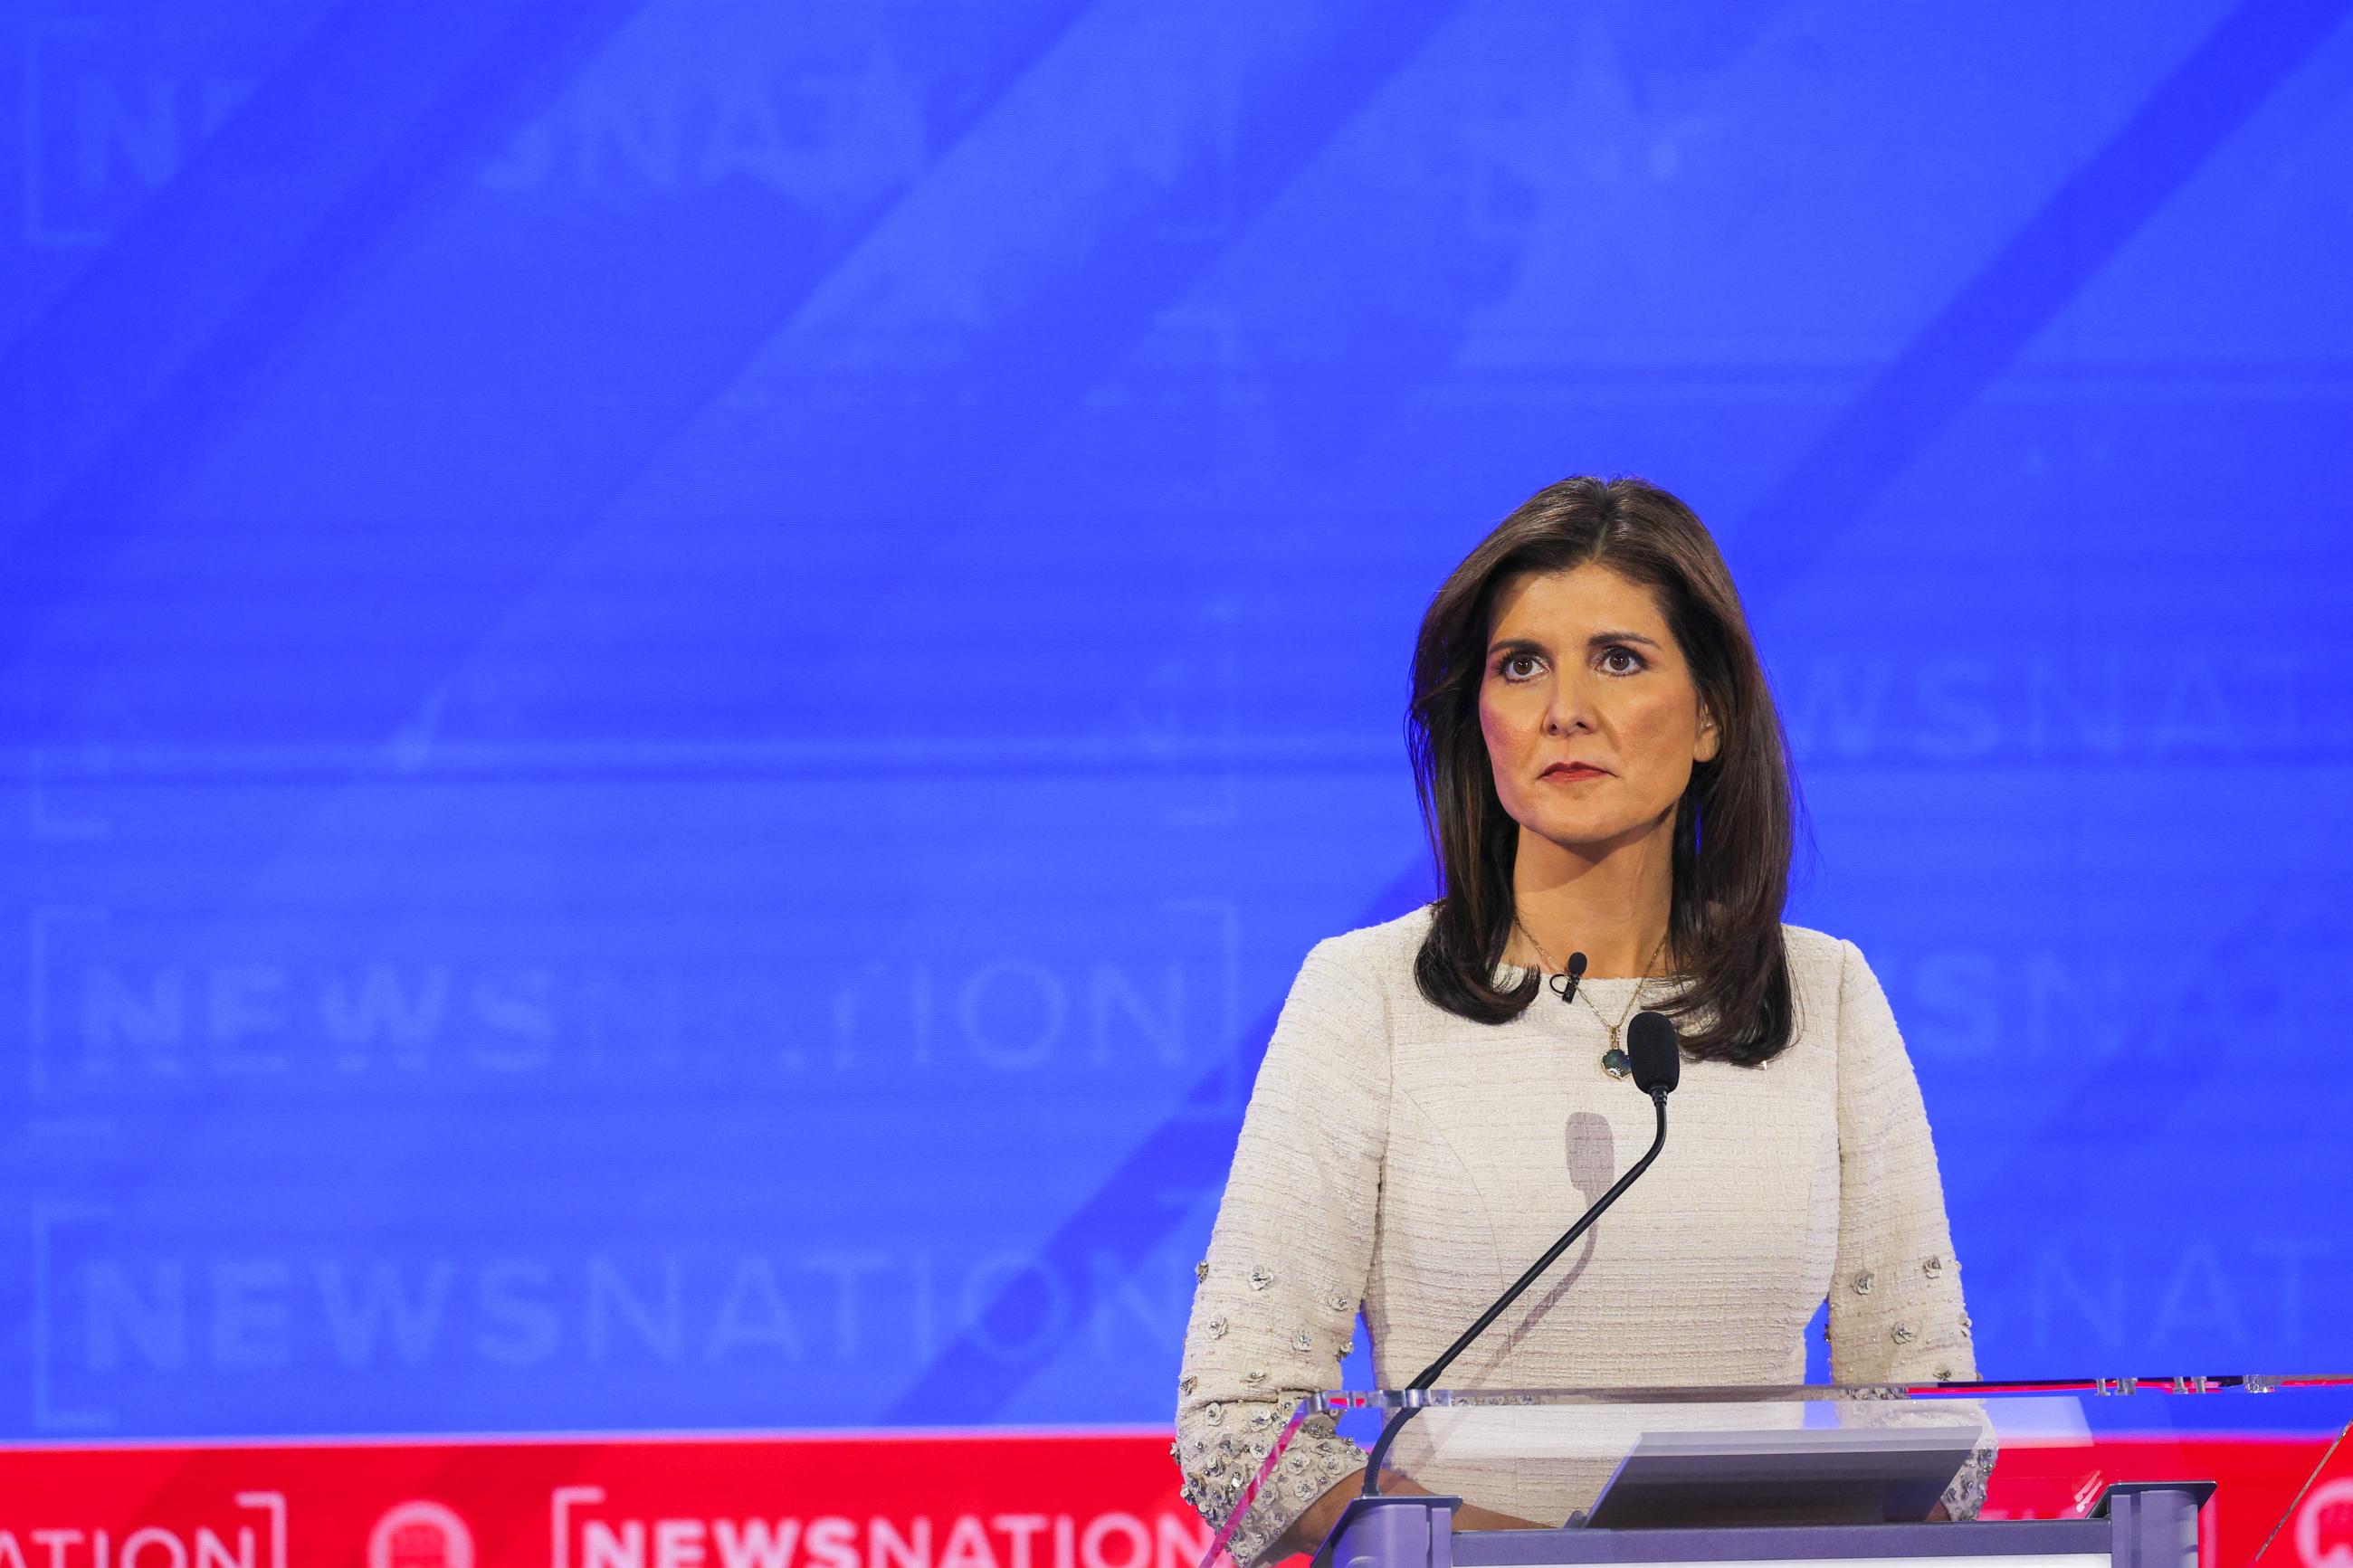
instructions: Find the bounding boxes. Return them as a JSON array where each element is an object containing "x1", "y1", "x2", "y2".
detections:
[{"x1": 2, "y1": 0, "x2": 2350, "y2": 1439}]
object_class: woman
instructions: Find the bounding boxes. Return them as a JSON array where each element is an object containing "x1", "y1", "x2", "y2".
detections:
[{"x1": 1173, "y1": 477, "x2": 1978, "y2": 1562}]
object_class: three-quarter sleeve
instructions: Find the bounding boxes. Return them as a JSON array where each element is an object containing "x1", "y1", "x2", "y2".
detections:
[
  {"x1": 1175, "y1": 938, "x2": 1390, "y2": 1563},
  {"x1": 1824, "y1": 938, "x2": 1989, "y2": 1517}
]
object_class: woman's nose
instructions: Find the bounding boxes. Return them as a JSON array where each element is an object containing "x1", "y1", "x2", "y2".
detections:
[{"x1": 1545, "y1": 671, "x2": 1596, "y2": 735}]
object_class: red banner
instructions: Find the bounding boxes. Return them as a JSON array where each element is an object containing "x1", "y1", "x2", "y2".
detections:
[
  {"x1": 0, "y1": 1430, "x2": 2343, "y2": 1568},
  {"x1": 1986, "y1": 1434, "x2": 2350, "y2": 1568}
]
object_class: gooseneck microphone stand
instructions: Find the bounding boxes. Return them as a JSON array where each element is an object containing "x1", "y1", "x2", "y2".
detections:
[{"x1": 1359, "y1": 1012, "x2": 1682, "y2": 1496}]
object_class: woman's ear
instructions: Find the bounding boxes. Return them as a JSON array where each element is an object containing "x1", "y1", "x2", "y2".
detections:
[{"x1": 1694, "y1": 705, "x2": 1721, "y2": 764}]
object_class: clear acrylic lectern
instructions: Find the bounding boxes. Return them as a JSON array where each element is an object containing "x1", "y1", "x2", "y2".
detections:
[{"x1": 1199, "y1": 1376, "x2": 2353, "y2": 1568}]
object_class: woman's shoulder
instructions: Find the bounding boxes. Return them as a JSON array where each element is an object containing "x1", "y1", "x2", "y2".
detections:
[
  {"x1": 1779, "y1": 923, "x2": 1910, "y2": 1054},
  {"x1": 1779, "y1": 921, "x2": 1853, "y2": 982},
  {"x1": 1776, "y1": 924, "x2": 1849, "y2": 1046},
  {"x1": 1304, "y1": 900, "x2": 1436, "y2": 979}
]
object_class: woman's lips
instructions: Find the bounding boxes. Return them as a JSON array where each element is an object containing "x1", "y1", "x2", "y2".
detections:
[{"x1": 1540, "y1": 763, "x2": 1608, "y2": 781}]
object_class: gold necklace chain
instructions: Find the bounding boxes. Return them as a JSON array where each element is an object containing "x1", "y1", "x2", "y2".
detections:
[{"x1": 1514, "y1": 918, "x2": 1669, "y2": 1079}]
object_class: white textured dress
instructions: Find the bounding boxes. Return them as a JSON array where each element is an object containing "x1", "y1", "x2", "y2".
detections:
[{"x1": 1174, "y1": 907, "x2": 1979, "y2": 1562}]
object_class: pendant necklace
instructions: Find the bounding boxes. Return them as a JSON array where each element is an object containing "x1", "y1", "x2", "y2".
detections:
[{"x1": 1515, "y1": 919, "x2": 1669, "y2": 1080}]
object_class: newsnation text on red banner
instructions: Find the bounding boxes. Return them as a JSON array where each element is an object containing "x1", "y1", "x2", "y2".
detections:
[{"x1": 0, "y1": 1430, "x2": 2348, "y2": 1568}]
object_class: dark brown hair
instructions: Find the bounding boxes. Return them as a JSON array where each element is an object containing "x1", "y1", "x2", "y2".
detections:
[{"x1": 1406, "y1": 475, "x2": 1797, "y2": 1064}]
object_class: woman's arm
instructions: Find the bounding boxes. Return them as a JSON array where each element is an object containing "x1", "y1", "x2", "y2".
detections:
[
  {"x1": 1176, "y1": 938, "x2": 1392, "y2": 1563},
  {"x1": 1824, "y1": 937, "x2": 1989, "y2": 1518}
]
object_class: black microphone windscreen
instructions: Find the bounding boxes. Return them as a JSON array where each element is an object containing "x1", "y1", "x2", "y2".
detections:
[{"x1": 1627, "y1": 1010, "x2": 1680, "y2": 1095}]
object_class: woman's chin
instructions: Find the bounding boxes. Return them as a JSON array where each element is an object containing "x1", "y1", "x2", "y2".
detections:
[{"x1": 1522, "y1": 808, "x2": 1675, "y2": 858}]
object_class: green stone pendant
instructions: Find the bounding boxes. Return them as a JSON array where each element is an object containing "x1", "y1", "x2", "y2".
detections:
[{"x1": 1601, "y1": 1047, "x2": 1631, "y2": 1079}]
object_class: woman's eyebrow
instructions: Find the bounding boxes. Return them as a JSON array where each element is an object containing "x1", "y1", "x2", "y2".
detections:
[
  {"x1": 1489, "y1": 630, "x2": 1664, "y2": 657},
  {"x1": 1486, "y1": 634, "x2": 1548, "y2": 656}
]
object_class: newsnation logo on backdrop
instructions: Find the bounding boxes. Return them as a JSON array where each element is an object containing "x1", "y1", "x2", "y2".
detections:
[{"x1": 0, "y1": 1430, "x2": 2345, "y2": 1568}]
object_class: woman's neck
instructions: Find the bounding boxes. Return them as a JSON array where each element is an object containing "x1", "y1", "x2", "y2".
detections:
[{"x1": 1503, "y1": 818, "x2": 1675, "y2": 978}]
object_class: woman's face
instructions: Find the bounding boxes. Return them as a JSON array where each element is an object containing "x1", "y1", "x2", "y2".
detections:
[{"x1": 1478, "y1": 564, "x2": 1720, "y2": 856}]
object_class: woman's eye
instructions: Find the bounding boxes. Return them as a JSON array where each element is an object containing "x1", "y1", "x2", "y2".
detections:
[
  {"x1": 1599, "y1": 646, "x2": 1644, "y2": 675},
  {"x1": 1501, "y1": 654, "x2": 1541, "y2": 680}
]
